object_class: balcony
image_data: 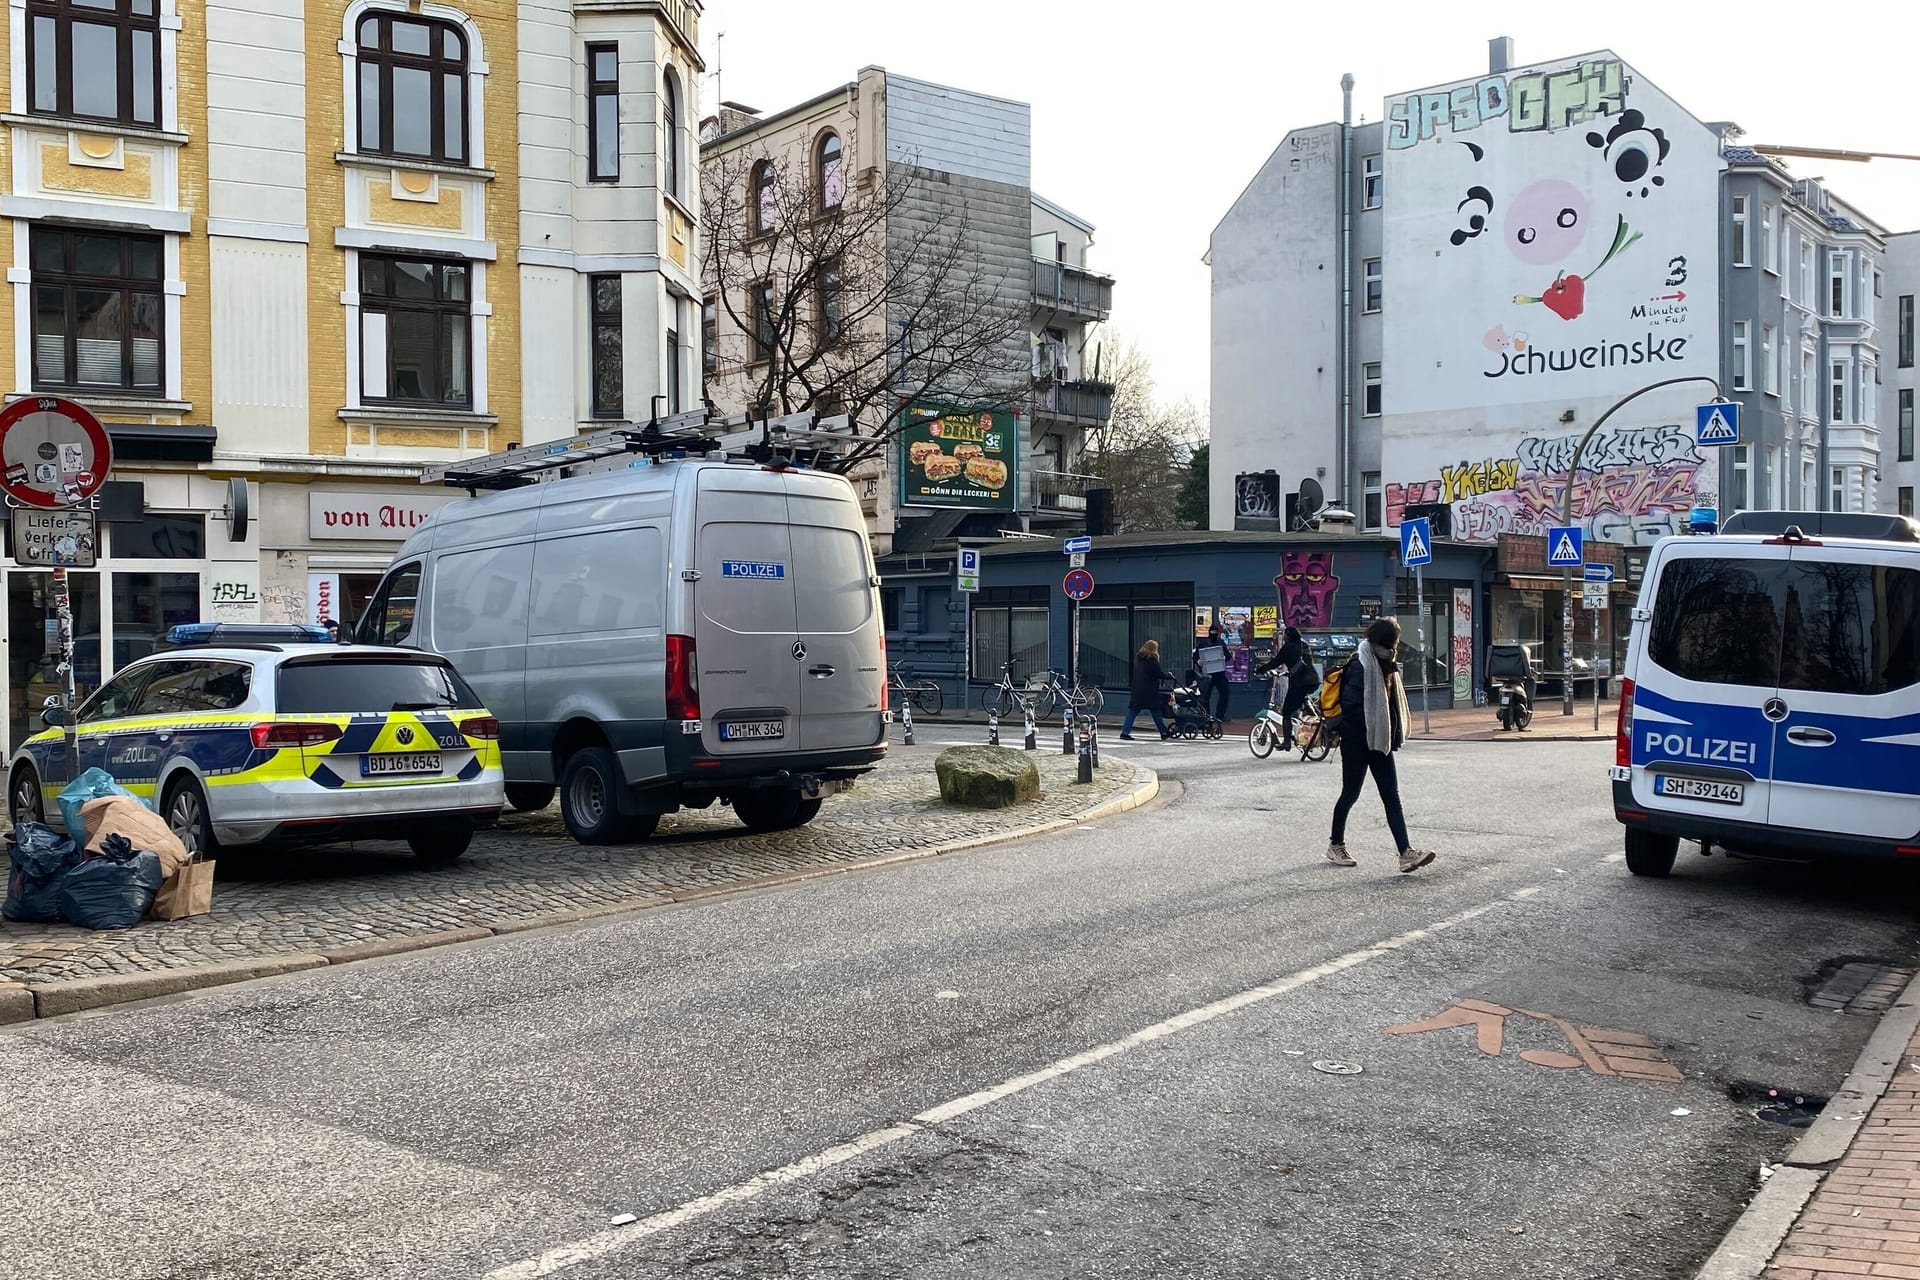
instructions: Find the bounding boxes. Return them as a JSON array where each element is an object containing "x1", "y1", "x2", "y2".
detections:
[
  {"x1": 1032, "y1": 378, "x2": 1115, "y2": 428},
  {"x1": 1031, "y1": 257, "x2": 1114, "y2": 322},
  {"x1": 1029, "y1": 469, "x2": 1092, "y2": 514}
]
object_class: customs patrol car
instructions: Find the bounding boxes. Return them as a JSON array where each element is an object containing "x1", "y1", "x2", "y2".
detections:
[
  {"x1": 1613, "y1": 512, "x2": 1920, "y2": 877},
  {"x1": 6, "y1": 625, "x2": 504, "y2": 862}
]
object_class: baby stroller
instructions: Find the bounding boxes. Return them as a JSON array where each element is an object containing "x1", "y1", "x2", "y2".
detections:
[{"x1": 1167, "y1": 672, "x2": 1225, "y2": 740}]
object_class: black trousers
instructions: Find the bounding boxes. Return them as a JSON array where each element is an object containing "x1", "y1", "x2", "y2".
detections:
[
  {"x1": 1330, "y1": 744, "x2": 1411, "y2": 851},
  {"x1": 1206, "y1": 673, "x2": 1230, "y2": 721},
  {"x1": 1279, "y1": 685, "x2": 1311, "y2": 746}
]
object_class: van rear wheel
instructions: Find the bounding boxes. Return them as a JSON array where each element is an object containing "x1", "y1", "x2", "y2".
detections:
[
  {"x1": 1624, "y1": 828, "x2": 1679, "y2": 877},
  {"x1": 559, "y1": 747, "x2": 647, "y2": 845},
  {"x1": 733, "y1": 791, "x2": 823, "y2": 833},
  {"x1": 505, "y1": 783, "x2": 555, "y2": 813}
]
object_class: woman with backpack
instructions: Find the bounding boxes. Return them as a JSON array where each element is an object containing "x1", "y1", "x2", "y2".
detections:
[
  {"x1": 1120, "y1": 639, "x2": 1172, "y2": 741},
  {"x1": 1327, "y1": 617, "x2": 1435, "y2": 874}
]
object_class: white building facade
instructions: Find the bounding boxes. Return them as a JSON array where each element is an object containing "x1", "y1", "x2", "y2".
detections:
[{"x1": 1880, "y1": 232, "x2": 1918, "y2": 517}]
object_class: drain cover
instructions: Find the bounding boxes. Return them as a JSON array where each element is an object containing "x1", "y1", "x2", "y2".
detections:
[
  {"x1": 1312, "y1": 1060, "x2": 1364, "y2": 1075},
  {"x1": 1729, "y1": 1080, "x2": 1827, "y2": 1127}
]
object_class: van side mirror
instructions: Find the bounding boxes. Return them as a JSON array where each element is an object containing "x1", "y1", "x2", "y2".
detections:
[{"x1": 40, "y1": 706, "x2": 70, "y2": 728}]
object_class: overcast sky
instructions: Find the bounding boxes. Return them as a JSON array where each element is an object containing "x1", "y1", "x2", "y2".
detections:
[{"x1": 697, "y1": 0, "x2": 1918, "y2": 418}]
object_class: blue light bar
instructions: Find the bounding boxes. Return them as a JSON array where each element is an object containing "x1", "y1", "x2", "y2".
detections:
[{"x1": 165, "y1": 623, "x2": 333, "y2": 646}]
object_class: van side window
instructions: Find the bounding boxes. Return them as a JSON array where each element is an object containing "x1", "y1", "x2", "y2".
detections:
[
  {"x1": 1781, "y1": 563, "x2": 1920, "y2": 695},
  {"x1": 791, "y1": 525, "x2": 873, "y2": 634},
  {"x1": 362, "y1": 563, "x2": 422, "y2": 646},
  {"x1": 1647, "y1": 558, "x2": 1785, "y2": 689}
]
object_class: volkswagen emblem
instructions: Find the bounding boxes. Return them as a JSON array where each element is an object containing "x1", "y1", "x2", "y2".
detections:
[
  {"x1": 396, "y1": 725, "x2": 415, "y2": 745},
  {"x1": 1762, "y1": 698, "x2": 1788, "y2": 723},
  {"x1": 792, "y1": 641, "x2": 808, "y2": 662}
]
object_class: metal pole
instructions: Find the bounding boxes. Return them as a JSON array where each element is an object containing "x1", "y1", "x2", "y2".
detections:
[
  {"x1": 1556, "y1": 375, "x2": 1725, "y2": 717},
  {"x1": 52, "y1": 567, "x2": 76, "y2": 767},
  {"x1": 1591, "y1": 597, "x2": 1601, "y2": 731},
  {"x1": 1416, "y1": 565, "x2": 1430, "y2": 736}
]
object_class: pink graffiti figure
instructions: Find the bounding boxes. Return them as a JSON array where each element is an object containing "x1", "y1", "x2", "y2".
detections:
[
  {"x1": 1503, "y1": 179, "x2": 1589, "y2": 267},
  {"x1": 1275, "y1": 551, "x2": 1341, "y2": 630}
]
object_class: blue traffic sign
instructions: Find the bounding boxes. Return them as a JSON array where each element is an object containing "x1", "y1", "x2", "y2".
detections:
[
  {"x1": 1546, "y1": 525, "x2": 1584, "y2": 567},
  {"x1": 1062, "y1": 535, "x2": 1092, "y2": 555},
  {"x1": 1583, "y1": 563, "x2": 1615, "y2": 583},
  {"x1": 1696, "y1": 400, "x2": 1741, "y2": 447},
  {"x1": 958, "y1": 548, "x2": 980, "y2": 574},
  {"x1": 1398, "y1": 517, "x2": 1433, "y2": 568}
]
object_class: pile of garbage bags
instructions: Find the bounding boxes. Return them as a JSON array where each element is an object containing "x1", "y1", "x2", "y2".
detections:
[{"x1": 3, "y1": 769, "x2": 195, "y2": 931}]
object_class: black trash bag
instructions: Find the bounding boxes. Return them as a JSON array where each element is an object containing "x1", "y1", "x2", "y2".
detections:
[
  {"x1": 3, "y1": 823, "x2": 81, "y2": 923},
  {"x1": 55, "y1": 850, "x2": 164, "y2": 930},
  {"x1": 96, "y1": 833, "x2": 136, "y2": 863}
]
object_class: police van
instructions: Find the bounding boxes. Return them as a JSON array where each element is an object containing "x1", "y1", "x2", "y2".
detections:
[{"x1": 1613, "y1": 511, "x2": 1920, "y2": 876}]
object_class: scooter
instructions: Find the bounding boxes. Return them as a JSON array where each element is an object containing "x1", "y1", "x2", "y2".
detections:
[{"x1": 1486, "y1": 642, "x2": 1539, "y2": 732}]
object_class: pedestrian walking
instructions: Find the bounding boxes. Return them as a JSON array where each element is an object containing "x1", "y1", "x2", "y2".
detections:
[
  {"x1": 1192, "y1": 624, "x2": 1231, "y2": 723},
  {"x1": 1120, "y1": 640, "x2": 1172, "y2": 741},
  {"x1": 1327, "y1": 618, "x2": 1435, "y2": 873}
]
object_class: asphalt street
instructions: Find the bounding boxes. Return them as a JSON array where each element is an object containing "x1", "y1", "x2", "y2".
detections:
[{"x1": 4, "y1": 730, "x2": 1916, "y2": 1280}]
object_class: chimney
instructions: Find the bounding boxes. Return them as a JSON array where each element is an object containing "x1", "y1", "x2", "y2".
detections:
[{"x1": 1489, "y1": 36, "x2": 1514, "y2": 74}]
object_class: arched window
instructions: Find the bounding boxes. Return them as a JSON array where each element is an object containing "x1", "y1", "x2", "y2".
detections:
[
  {"x1": 662, "y1": 68, "x2": 682, "y2": 200},
  {"x1": 751, "y1": 160, "x2": 778, "y2": 235},
  {"x1": 817, "y1": 132, "x2": 844, "y2": 211},
  {"x1": 357, "y1": 12, "x2": 468, "y2": 164}
]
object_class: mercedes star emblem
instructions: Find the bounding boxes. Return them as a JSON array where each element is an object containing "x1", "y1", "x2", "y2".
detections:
[
  {"x1": 792, "y1": 641, "x2": 808, "y2": 661},
  {"x1": 1762, "y1": 698, "x2": 1788, "y2": 723}
]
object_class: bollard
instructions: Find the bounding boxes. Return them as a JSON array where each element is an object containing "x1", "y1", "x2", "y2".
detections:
[
  {"x1": 1061, "y1": 706, "x2": 1075, "y2": 755},
  {"x1": 1090, "y1": 716, "x2": 1100, "y2": 769},
  {"x1": 987, "y1": 707, "x2": 999, "y2": 746},
  {"x1": 900, "y1": 696, "x2": 915, "y2": 747},
  {"x1": 1023, "y1": 703, "x2": 1037, "y2": 751},
  {"x1": 1076, "y1": 719, "x2": 1094, "y2": 784}
]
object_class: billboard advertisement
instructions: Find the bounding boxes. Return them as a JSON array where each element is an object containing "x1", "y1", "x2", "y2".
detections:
[{"x1": 898, "y1": 403, "x2": 1018, "y2": 511}]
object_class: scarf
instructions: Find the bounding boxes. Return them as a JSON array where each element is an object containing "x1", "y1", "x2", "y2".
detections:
[{"x1": 1357, "y1": 641, "x2": 1411, "y2": 755}]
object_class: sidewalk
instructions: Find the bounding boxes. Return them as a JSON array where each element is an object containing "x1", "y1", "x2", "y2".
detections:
[{"x1": 915, "y1": 699, "x2": 1619, "y2": 744}]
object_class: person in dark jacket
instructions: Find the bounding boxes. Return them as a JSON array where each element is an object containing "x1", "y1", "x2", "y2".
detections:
[
  {"x1": 1274, "y1": 625, "x2": 1318, "y2": 751},
  {"x1": 1327, "y1": 618, "x2": 1436, "y2": 874},
  {"x1": 1191, "y1": 624, "x2": 1231, "y2": 722},
  {"x1": 1121, "y1": 640, "x2": 1171, "y2": 741}
]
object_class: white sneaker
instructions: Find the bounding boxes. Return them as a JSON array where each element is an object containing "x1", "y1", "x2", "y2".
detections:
[
  {"x1": 1398, "y1": 847, "x2": 1436, "y2": 874},
  {"x1": 1325, "y1": 843, "x2": 1357, "y2": 867}
]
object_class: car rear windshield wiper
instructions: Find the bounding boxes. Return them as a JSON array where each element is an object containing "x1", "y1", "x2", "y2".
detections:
[{"x1": 391, "y1": 700, "x2": 453, "y2": 711}]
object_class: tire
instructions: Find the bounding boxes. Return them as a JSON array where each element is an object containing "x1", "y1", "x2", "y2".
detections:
[
  {"x1": 911, "y1": 684, "x2": 943, "y2": 718},
  {"x1": 1514, "y1": 701, "x2": 1534, "y2": 731},
  {"x1": 1077, "y1": 686, "x2": 1105, "y2": 717},
  {"x1": 1206, "y1": 719, "x2": 1224, "y2": 741},
  {"x1": 982, "y1": 685, "x2": 1016, "y2": 718},
  {"x1": 1498, "y1": 704, "x2": 1513, "y2": 731},
  {"x1": 559, "y1": 747, "x2": 637, "y2": 845},
  {"x1": 1249, "y1": 720, "x2": 1276, "y2": 759},
  {"x1": 505, "y1": 783, "x2": 555, "y2": 813},
  {"x1": 162, "y1": 776, "x2": 219, "y2": 860},
  {"x1": 407, "y1": 823, "x2": 472, "y2": 864},
  {"x1": 1026, "y1": 686, "x2": 1057, "y2": 725},
  {"x1": 1624, "y1": 828, "x2": 1680, "y2": 877},
  {"x1": 8, "y1": 765, "x2": 44, "y2": 827},
  {"x1": 733, "y1": 791, "x2": 823, "y2": 833}
]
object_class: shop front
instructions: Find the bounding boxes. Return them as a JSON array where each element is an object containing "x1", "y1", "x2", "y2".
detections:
[
  {"x1": 259, "y1": 482, "x2": 460, "y2": 631},
  {"x1": 1487, "y1": 534, "x2": 1636, "y2": 699}
]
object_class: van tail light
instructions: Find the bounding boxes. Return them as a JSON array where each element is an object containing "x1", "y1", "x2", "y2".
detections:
[
  {"x1": 252, "y1": 722, "x2": 344, "y2": 750},
  {"x1": 879, "y1": 633, "x2": 889, "y2": 713},
  {"x1": 458, "y1": 716, "x2": 500, "y2": 741},
  {"x1": 1615, "y1": 678, "x2": 1635, "y2": 768},
  {"x1": 665, "y1": 633, "x2": 700, "y2": 721}
]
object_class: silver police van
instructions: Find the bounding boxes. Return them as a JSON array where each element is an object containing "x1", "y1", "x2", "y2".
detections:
[
  {"x1": 357, "y1": 422, "x2": 888, "y2": 845},
  {"x1": 1613, "y1": 511, "x2": 1920, "y2": 876}
]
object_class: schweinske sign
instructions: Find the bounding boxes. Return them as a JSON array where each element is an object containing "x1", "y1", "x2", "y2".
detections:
[{"x1": 309, "y1": 490, "x2": 457, "y2": 541}]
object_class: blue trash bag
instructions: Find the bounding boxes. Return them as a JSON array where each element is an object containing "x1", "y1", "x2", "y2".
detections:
[
  {"x1": 55, "y1": 850, "x2": 164, "y2": 930},
  {"x1": 56, "y1": 767, "x2": 151, "y2": 837},
  {"x1": 2, "y1": 823, "x2": 81, "y2": 923}
]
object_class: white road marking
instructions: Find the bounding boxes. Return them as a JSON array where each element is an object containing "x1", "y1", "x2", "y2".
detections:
[
  {"x1": 1602, "y1": 853, "x2": 1626, "y2": 864},
  {"x1": 485, "y1": 894, "x2": 1523, "y2": 1279}
]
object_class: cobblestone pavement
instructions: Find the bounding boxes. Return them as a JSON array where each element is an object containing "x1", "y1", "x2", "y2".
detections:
[{"x1": 0, "y1": 746, "x2": 1146, "y2": 990}]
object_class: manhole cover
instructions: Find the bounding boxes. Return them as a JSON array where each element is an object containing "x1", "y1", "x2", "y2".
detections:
[
  {"x1": 1729, "y1": 1080, "x2": 1826, "y2": 1127},
  {"x1": 1312, "y1": 1060, "x2": 1364, "y2": 1075}
]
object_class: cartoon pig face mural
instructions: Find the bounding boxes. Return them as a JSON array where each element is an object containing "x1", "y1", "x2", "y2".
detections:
[{"x1": 1274, "y1": 551, "x2": 1341, "y2": 630}]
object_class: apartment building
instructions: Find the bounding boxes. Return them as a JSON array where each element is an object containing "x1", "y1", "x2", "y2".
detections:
[
  {"x1": 1880, "y1": 232, "x2": 1918, "y2": 516},
  {"x1": 698, "y1": 67, "x2": 1114, "y2": 561},
  {"x1": 0, "y1": 0, "x2": 699, "y2": 759}
]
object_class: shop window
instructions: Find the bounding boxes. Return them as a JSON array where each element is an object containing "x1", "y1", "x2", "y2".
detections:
[
  {"x1": 590, "y1": 274, "x2": 622, "y2": 418},
  {"x1": 970, "y1": 605, "x2": 1048, "y2": 682},
  {"x1": 31, "y1": 226, "x2": 164, "y2": 395},
  {"x1": 112, "y1": 514, "x2": 204, "y2": 560},
  {"x1": 361, "y1": 255, "x2": 472, "y2": 407},
  {"x1": 26, "y1": 0, "x2": 162, "y2": 127},
  {"x1": 356, "y1": 11, "x2": 468, "y2": 164}
]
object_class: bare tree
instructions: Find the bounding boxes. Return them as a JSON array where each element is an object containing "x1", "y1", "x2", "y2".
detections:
[
  {"x1": 700, "y1": 145, "x2": 1031, "y2": 474},
  {"x1": 1085, "y1": 339, "x2": 1208, "y2": 532}
]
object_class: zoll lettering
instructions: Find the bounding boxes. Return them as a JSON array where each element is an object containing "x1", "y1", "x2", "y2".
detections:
[{"x1": 1642, "y1": 731, "x2": 1755, "y2": 765}]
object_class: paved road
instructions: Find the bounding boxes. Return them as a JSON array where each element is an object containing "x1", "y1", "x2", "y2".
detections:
[{"x1": 3, "y1": 733, "x2": 1915, "y2": 1280}]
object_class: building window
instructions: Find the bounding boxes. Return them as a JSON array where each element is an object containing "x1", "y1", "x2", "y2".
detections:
[
  {"x1": 1361, "y1": 154, "x2": 1382, "y2": 209},
  {"x1": 1799, "y1": 242, "x2": 1813, "y2": 308},
  {"x1": 1362, "y1": 258, "x2": 1382, "y2": 313},
  {"x1": 585, "y1": 44, "x2": 619, "y2": 181},
  {"x1": 1830, "y1": 252, "x2": 1848, "y2": 317},
  {"x1": 1831, "y1": 360, "x2": 1847, "y2": 422},
  {"x1": 1761, "y1": 324, "x2": 1777, "y2": 395},
  {"x1": 1900, "y1": 294, "x2": 1914, "y2": 369},
  {"x1": 1730, "y1": 445, "x2": 1749, "y2": 512},
  {"x1": 1899, "y1": 389, "x2": 1913, "y2": 462},
  {"x1": 816, "y1": 131, "x2": 844, "y2": 212},
  {"x1": 1863, "y1": 363, "x2": 1875, "y2": 426},
  {"x1": 663, "y1": 67, "x2": 684, "y2": 198},
  {"x1": 1730, "y1": 195, "x2": 1748, "y2": 267},
  {"x1": 1901, "y1": 487, "x2": 1915, "y2": 519},
  {"x1": 360, "y1": 255, "x2": 471, "y2": 407},
  {"x1": 701, "y1": 296, "x2": 717, "y2": 376},
  {"x1": 26, "y1": 0, "x2": 162, "y2": 127},
  {"x1": 751, "y1": 160, "x2": 778, "y2": 236},
  {"x1": 1831, "y1": 467, "x2": 1846, "y2": 513},
  {"x1": 1362, "y1": 362, "x2": 1382, "y2": 417},
  {"x1": 750, "y1": 280, "x2": 775, "y2": 362},
  {"x1": 356, "y1": 12, "x2": 468, "y2": 165},
  {"x1": 1362, "y1": 471, "x2": 1382, "y2": 531},
  {"x1": 30, "y1": 226, "x2": 163, "y2": 394},
  {"x1": 666, "y1": 326, "x2": 681, "y2": 413},
  {"x1": 1731, "y1": 321, "x2": 1750, "y2": 391},
  {"x1": 589, "y1": 275, "x2": 621, "y2": 418},
  {"x1": 817, "y1": 257, "x2": 843, "y2": 346},
  {"x1": 1760, "y1": 203, "x2": 1775, "y2": 273}
]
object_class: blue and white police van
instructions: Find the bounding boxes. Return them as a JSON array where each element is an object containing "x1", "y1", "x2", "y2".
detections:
[{"x1": 1613, "y1": 511, "x2": 1920, "y2": 876}]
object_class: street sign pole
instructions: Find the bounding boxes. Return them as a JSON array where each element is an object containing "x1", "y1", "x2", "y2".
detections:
[
  {"x1": 1416, "y1": 565, "x2": 1430, "y2": 736},
  {"x1": 1562, "y1": 568, "x2": 1574, "y2": 719},
  {"x1": 1592, "y1": 598, "x2": 1601, "y2": 731},
  {"x1": 51, "y1": 567, "x2": 76, "y2": 766}
]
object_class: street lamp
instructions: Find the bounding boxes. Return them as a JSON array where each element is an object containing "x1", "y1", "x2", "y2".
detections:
[{"x1": 1555, "y1": 374, "x2": 1727, "y2": 716}]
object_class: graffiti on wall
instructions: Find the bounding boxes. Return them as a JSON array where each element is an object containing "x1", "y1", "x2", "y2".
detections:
[
  {"x1": 1387, "y1": 59, "x2": 1628, "y2": 150},
  {"x1": 1274, "y1": 551, "x2": 1341, "y2": 629},
  {"x1": 1235, "y1": 472, "x2": 1281, "y2": 521},
  {"x1": 1385, "y1": 422, "x2": 1707, "y2": 546}
]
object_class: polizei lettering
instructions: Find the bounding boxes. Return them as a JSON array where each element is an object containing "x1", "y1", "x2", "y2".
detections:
[
  {"x1": 1485, "y1": 332, "x2": 1689, "y2": 380},
  {"x1": 1642, "y1": 731, "x2": 1756, "y2": 766},
  {"x1": 720, "y1": 560, "x2": 786, "y2": 580}
]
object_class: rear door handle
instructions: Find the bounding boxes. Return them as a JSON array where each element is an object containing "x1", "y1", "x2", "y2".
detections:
[
  {"x1": 808, "y1": 665, "x2": 836, "y2": 679},
  {"x1": 1785, "y1": 726, "x2": 1836, "y2": 747}
]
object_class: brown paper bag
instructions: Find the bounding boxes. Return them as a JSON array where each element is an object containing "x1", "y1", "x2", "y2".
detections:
[
  {"x1": 151, "y1": 858, "x2": 214, "y2": 921},
  {"x1": 81, "y1": 796, "x2": 190, "y2": 874}
]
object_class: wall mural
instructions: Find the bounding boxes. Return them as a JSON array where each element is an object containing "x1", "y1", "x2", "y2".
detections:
[{"x1": 1274, "y1": 550, "x2": 1341, "y2": 629}]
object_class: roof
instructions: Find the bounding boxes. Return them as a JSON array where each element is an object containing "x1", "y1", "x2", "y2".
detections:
[{"x1": 1032, "y1": 192, "x2": 1095, "y2": 235}]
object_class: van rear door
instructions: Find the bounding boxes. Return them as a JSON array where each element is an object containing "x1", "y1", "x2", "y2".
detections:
[
  {"x1": 786, "y1": 473, "x2": 884, "y2": 752},
  {"x1": 1629, "y1": 543, "x2": 1784, "y2": 826},
  {"x1": 693, "y1": 476, "x2": 802, "y2": 756},
  {"x1": 1764, "y1": 543, "x2": 1920, "y2": 842}
]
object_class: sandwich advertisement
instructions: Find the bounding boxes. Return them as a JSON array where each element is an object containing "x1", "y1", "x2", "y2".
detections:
[{"x1": 898, "y1": 402, "x2": 1018, "y2": 512}]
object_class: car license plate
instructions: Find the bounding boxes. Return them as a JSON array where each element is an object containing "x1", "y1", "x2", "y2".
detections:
[
  {"x1": 361, "y1": 752, "x2": 443, "y2": 777},
  {"x1": 1655, "y1": 775, "x2": 1744, "y2": 804},
  {"x1": 719, "y1": 719, "x2": 785, "y2": 742}
]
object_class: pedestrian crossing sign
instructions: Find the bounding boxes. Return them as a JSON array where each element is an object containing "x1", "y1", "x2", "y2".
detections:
[
  {"x1": 1695, "y1": 400, "x2": 1741, "y2": 447},
  {"x1": 1547, "y1": 525, "x2": 1584, "y2": 567},
  {"x1": 1398, "y1": 516, "x2": 1433, "y2": 568}
]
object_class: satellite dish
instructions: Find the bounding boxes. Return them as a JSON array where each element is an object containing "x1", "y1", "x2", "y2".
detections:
[{"x1": 1298, "y1": 477, "x2": 1324, "y2": 515}]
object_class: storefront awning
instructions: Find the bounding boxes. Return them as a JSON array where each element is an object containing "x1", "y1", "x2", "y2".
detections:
[
  {"x1": 106, "y1": 423, "x2": 217, "y2": 464},
  {"x1": 1502, "y1": 574, "x2": 1589, "y2": 591}
]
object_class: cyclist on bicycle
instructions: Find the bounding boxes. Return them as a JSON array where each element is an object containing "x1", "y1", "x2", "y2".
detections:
[{"x1": 1258, "y1": 626, "x2": 1319, "y2": 751}]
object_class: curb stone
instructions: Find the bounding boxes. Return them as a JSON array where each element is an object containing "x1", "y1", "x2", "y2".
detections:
[
  {"x1": 10, "y1": 768, "x2": 1158, "y2": 1023},
  {"x1": 1691, "y1": 968, "x2": 1920, "y2": 1280}
]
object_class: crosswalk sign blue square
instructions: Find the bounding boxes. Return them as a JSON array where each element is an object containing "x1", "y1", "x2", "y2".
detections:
[
  {"x1": 1695, "y1": 400, "x2": 1741, "y2": 447},
  {"x1": 1547, "y1": 525, "x2": 1584, "y2": 567},
  {"x1": 1399, "y1": 516, "x2": 1433, "y2": 567}
]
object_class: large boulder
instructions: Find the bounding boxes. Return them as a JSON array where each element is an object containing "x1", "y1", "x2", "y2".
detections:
[{"x1": 935, "y1": 746, "x2": 1041, "y2": 809}]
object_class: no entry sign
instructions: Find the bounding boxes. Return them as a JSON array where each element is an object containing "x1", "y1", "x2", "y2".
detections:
[{"x1": 0, "y1": 396, "x2": 112, "y2": 509}]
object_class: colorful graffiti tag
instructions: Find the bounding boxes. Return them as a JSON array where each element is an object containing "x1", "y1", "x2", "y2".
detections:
[{"x1": 1274, "y1": 551, "x2": 1341, "y2": 629}]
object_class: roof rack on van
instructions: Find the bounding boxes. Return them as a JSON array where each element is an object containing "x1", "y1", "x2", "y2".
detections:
[
  {"x1": 424, "y1": 409, "x2": 860, "y2": 492},
  {"x1": 1717, "y1": 510, "x2": 1920, "y2": 542}
]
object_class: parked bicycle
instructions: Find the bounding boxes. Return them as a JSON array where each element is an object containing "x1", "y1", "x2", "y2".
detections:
[
  {"x1": 887, "y1": 666, "x2": 943, "y2": 718},
  {"x1": 978, "y1": 662, "x2": 1103, "y2": 723}
]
